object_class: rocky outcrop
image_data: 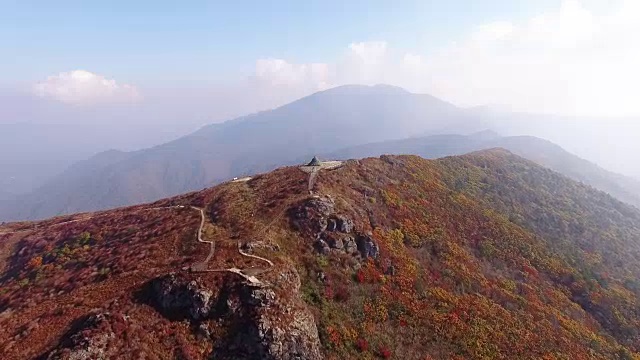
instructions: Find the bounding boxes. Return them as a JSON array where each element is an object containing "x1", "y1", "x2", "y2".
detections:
[
  {"x1": 290, "y1": 196, "x2": 377, "y2": 260},
  {"x1": 143, "y1": 267, "x2": 322, "y2": 360},
  {"x1": 313, "y1": 238, "x2": 331, "y2": 255},
  {"x1": 323, "y1": 233, "x2": 359, "y2": 256},
  {"x1": 150, "y1": 273, "x2": 216, "y2": 320},
  {"x1": 254, "y1": 304, "x2": 322, "y2": 360},
  {"x1": 344, "y1": 236, "x2": 358, "y2": 255},
  {"x1": 356, "y1": 233, "x2": 380, "y2": 259},
  {"x1": 241, "y1": 241, "x2": 281, "y2": 253},
  {"x1": 44, "y1": 312, "x2": 116, "y2": 360},
  {"x1": 326, "y1": 235, "x2": 344, "y2": 250},
  {"x1": 213, "y1": 267, "x2": 322, "y2": 360},
  {"x1": 290, "y1": 195, "x2": 335, "y2": 234},
  {"x1": 327, "y1": 215, "x2": 354, "y2": 233}
]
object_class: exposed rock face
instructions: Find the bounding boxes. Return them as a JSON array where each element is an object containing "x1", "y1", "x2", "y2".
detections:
[
  {"x1": 327, "y1": 215, "x2": 353, "y2": 233},
  {"x1": 313, "y1": 239, "x2": 331, "y2": 255},
  {"x1": 241, "y1": 241, "x2": 281, "y2": 253},
  {"x1": 333, "y1": 215, "x2": 354, "y2": 233},
  {"x1": 150, "y1": 273, "x2": 215, "y2": 320},
  {"x1": 44, "y1": 268, "x2": 321, "y2": 360},
  {"x1": 255, "y1": 304, "x2": 322, "y2": 360},
  {"x1": 327, "y1": 217, "x2": 337, "y2": 232},
  {"x1": 344, "y1": 236, "x2": 358, "y2": 255},
  {"x1": 289, "y1": 196, "x2": 335, "y2": 233},
  {"x1": 327, "y1": 235, "x2": 344, "y2": 250},
  {"x1": 44, "y1": 313, "x2": 116, "y2": 360},
  {"x1": 290, "y1": 196, "x2": 378, "y2": 261},
  {"x1": 213, "y1": 267, "x2": 323, "y2": 360},
  {"x1": 356, "y1": 234, "x2": 379, "y2": 259},
  {"x1": 317, "y1": 217, "x2": 328, "y2": 233}
]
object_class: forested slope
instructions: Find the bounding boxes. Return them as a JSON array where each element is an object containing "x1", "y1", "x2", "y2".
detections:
[{"x1": 1, "y1": 150, "x2": 640, "y2": 359}]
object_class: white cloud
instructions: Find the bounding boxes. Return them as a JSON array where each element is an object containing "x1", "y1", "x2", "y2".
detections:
[
  {"x1": 253, "y1": 1, "x2": 640, "y2": 117},
  {"x1": 471, "y1": 21, "x2": 515, "y2": 44},
  {"x1": 339, "y1": 41, "x2": 390, "y2": 85},
  {"x1": 253, "y1": 41, "x2": 392, "y2": 98},
  {"x1": 33, "y1": 70, "x2": 140, "y2": 105},
  {"x1": 417, "y1": 0, "x2": 640, "y2": 117},
  {"x1": 254, "y1": 59, "x2": 330, "y2": 90}
]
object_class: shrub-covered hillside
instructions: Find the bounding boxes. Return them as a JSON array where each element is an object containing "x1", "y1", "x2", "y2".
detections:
[{"x1": 1, "y1": 150, "x2": 640, "y2": 359}]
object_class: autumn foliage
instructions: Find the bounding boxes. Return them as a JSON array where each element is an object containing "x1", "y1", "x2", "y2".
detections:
[{"x1": 2, "y1": 151, "x2": 640, "y2": 359}]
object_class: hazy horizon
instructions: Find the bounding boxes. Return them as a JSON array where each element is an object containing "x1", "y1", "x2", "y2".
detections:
[{"x1": 2, "y1": 1, "x2": 640, "y2": 181}]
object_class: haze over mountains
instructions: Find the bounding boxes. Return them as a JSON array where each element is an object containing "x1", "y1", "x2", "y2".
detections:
[
  {"x1": 0, "y1": 122, "x2": 200, "y2": 199},
  {"x1": 2, "y1": 84, "x2": 639, "y2": 221}
]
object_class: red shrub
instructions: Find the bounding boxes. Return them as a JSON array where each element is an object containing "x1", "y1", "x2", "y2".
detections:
[
  {"x1": 378, "y1": 345, "x2": 392, "y2": 358},
  {"x1": 522, "y1": 264, "x2": 538, "y2": 277},
  {"x1": 333, "y1": 285, "x2": 350, "y2": 302},
  {"x1": 324, "y1": 285, "x2": 334, "y2": 299},
  {"x1": 356, "y1": 338, "x2": 369, "y2": 352}
]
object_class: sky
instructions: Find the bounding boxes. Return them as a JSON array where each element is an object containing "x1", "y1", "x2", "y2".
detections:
[
  {"x1": 2, "y1": 0, "x2": 562, "y2": 83},
  {"x1": 1, "y1": 0, "x2": 640, "y2": 175},
  {"x1": 4, "y1": 0, "x2": 637, "y2": 115}
]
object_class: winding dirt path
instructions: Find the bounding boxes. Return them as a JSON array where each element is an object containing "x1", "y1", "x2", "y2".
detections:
[
  {"x1": 4, "y1": 189, "x2": 278, "y2": 287},
  {"x1": 238, "y1": 244, "x2": 274, "y2": 267},
  {"x1": 190, "y1": 206, "x2": 216, "y2": 264},
  {"x1": 187, "y1": 205, "x2": 274, "y2": 287}
]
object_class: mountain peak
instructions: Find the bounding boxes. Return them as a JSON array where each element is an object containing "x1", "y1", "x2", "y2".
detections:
[
  {"x1": 315, "y1": 83, "x2": 410, "y2": 96},
  {"x1": 370, "y1": 83, "x2": 410, "y2": 93}
]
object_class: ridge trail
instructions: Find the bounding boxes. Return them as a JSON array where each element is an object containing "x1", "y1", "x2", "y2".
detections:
[{"x1": 187, "y1": 205, "x2": 275, "y2": 287}]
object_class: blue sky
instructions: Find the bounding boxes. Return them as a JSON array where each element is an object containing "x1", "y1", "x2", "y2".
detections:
[
  {"x1": 2, "y1": 0, "x2": 564, "y2": 84},
  {"x1": 1, "y1": 0, "x2": 638, "y2": 119}
]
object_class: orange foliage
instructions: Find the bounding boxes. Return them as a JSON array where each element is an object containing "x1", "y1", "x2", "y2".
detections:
[{"x1": 27, "y1": 256, "x2": 43, "y2": 269}]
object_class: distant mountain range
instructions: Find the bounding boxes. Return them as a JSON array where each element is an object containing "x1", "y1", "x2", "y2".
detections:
[
  {"x1": 0, "y1": 122, "x2": 198, "y2": 198},
  {"x1": 320, "y1": 131, "x2": 640, "y2": 209},
  {"x1": 1, "y1": 84, "x2": 639, "y2": 221}
]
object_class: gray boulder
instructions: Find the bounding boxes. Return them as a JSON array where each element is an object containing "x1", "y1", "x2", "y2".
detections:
[
  {"x1": 330, "y1": 237, "x2": 344, "y2": 250},
  {"x1": 313, "y1": 239, "x2": 330, "y2": 255},
  {"x1": 213, "y1": 267, "x2": 323, "y2": 360},
  {"x1": 44, "y1": 312, "x2": 116, "y2": 360},
  {"x1": 344, "y1": 236, "x2": 358, "y2": 255},
  {"x1": 150, "y1": 273, "x2": 215, "y2": 320},
  {"x1": 325, "y1": 215, "x2": 354, "y2": 233},
  {"x1": 335, "y1": 215, "x2": 354, "y2": 233},
  {"x1": 357, "y1": 235, "x2": 379, "y2": 259}
]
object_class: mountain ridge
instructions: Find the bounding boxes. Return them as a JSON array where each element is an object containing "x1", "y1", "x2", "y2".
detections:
[
  {"x1": 2, "y1": 150, "x2": 640, "y2": 358},
  {"x1": 2, "y1": 85, "x2": 639, "y2": 222},
  {"x1": 322, "y1": 133, "x2": 640, "y2": 209}
]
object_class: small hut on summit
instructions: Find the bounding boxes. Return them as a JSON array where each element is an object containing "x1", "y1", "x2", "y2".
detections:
[
  {"x1": 307, "y1": 156, "x2": 321, "y2": 167},
  {"x1": 299, "y1": 156, "x2": 344, "y2": 194}
]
